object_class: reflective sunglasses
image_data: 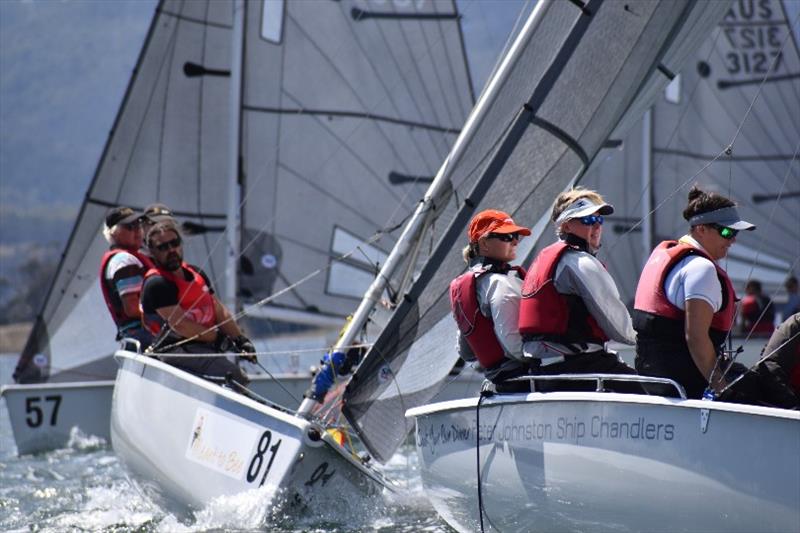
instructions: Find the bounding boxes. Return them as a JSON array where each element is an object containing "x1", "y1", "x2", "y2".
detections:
[
  {"x1": 578, "y1": 214, "x2": 604, "y2": 226},
  {"x1": 153, "y1": 237, "x2": 182, "y2": 252},
  {"x1": 710, "y1": 224, "x2": 738, "y2": 240},
  {"x1": 486, "y1": 232, "x2": 521, "y2": 242}
]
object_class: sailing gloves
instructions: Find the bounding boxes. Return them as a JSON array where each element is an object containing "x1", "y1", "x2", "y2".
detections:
[
  {"x1": 234, "y1": 335, "x2": 257, "y2": 363},
  {"x1": 212, "y1": 333, "x2": 257, "y2": 363}
]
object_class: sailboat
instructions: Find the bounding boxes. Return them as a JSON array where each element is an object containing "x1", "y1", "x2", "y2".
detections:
[
  {"x1": 1, "y1": 0, "x2": 474, "y2": 455},
  {"x1": 397, "y1": 2, "x2": 800, "y2": 531},
  {"x1": 109, "y1": 0, "x2": 744, "y2": 522}
]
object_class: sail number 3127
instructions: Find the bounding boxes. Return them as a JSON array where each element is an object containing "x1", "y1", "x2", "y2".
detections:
[{"x1": 247, "y1": 430, "x2": 282, "y2": 486}]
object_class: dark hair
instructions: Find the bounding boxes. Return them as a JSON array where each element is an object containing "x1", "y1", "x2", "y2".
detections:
[
  {"x1": 682, "y1": 186, "x2": 735, "y2": 221},
  {"x1": 146, "y1": 220, "x2": 181, "y2": 248},
  {"x1": 745, "y1": 279, "x2": 762, "y2": 293}
]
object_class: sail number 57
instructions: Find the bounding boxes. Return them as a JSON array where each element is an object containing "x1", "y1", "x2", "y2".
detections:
[
  {"x1": 25, "y1": 395, "x2": 62, "y2": 427},
  {"x1": 246, "y1": 430, "x2": 282, "y2": 486}
]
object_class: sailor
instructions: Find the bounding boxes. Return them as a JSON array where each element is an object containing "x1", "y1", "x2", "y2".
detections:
[
  {"x1": 518, "y1": 187, "x2": 639, "y2": 392},
  {"x1": 740, "y1": 279, "x2": 775, "y2": 337},
  {"x1": 140, "y1": 221, "x2": 255, "y2": 387},
  {"x1": 99, "y1": 206, "x2": 154, "y2": 350},
  {"x1": 450, "y1": 209, "x2": 531, "y2": 388},
  {"x1": 633, "y1": 186, "x2": 752, "y2": 399}
]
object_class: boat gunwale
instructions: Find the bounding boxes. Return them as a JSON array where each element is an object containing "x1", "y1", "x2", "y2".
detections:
[{"x1": 405, "y1": 390, "x2": 800, "y2": 420}]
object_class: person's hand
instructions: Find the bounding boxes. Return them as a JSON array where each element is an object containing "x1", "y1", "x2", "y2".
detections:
[
  {"x1": 234, "y1": 335, "x2": 257, "y2": 363},
  {"x1": 213, "y1": 332, "x2": 233, "y2": 353}
]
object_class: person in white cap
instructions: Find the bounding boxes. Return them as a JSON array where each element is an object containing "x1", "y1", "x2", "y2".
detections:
[
  {"x1": 518, "y1": 187, "x2": 639, "y2": 392},
  {"x1": 450, "y1": 209, "x2": 532, "y2": 387},
  {"x1": 98, "y1": 206, "x2": 154, "y2": 349},
  {"x1": 633, "y1": 186, "x2": 755, "y2": 399}
]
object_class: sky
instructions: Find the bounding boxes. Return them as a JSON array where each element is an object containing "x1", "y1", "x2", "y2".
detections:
[{"x1": 0, "y1": 0, "x2": 529, "y2": 271}]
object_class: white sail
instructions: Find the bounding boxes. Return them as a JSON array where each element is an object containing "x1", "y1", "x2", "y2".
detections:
[{"x1": 13, "y1": 0, "x2": 473, "y2": 383}]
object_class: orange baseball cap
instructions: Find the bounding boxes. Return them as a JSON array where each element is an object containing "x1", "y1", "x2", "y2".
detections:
[{"x1": 468, "y1": 209, "x2": 531, "y2": 242}]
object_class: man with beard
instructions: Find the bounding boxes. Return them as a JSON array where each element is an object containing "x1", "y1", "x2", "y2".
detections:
[{"x1": 140, "y1": 221, "x2": 255, "y2": 387}]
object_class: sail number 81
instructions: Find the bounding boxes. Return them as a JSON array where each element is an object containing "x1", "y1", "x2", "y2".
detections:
[{"x1": 247, "y1": 430, "x2": 282, "y2": 486}]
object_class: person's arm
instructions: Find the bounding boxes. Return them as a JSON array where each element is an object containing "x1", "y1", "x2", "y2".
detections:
[
  {"x1": 155, "y1": 305, "x2": 218, "y2": 343},
  {"x1": 121, "y1": 293, "x2": 142, "y2": 319},
  {"x1": 685, "y1": 299, "x2": 725, "y2": 392},
  {"x1": 563, "y1": 254, "x2": 636, "y2": 344},
  {"x1": 213, "y1": 296, "x2": 243, "y2": 338},
  {"x1": 107, "y1": 252, "x2": 145, "y2": 320},
  {"x1": 456, "y1": 333, "x2": 478, "y2": 363},
  {"x1": 484, "y1": 274, "x2": 524, "y2": 359}
]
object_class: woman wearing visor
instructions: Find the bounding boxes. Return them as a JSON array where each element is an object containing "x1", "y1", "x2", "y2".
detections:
[
  {"x1": 517, "y1": 187, "x2": 639, "y2": 391},
  {"x1": 633, "y1": 186, "x2": 754, "y2": 399}
]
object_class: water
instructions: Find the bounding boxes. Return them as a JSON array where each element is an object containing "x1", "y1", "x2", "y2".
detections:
[
  {"x1": 0, "y1": 408, "x2": 451, "y2": 532},
  {"x1": 0, "y1": 339, "x2": 769, "y2": 532}
]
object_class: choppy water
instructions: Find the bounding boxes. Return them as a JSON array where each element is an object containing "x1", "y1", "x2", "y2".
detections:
[{"x1": 0, "y1": 410, "x2": 451, "y2": 532}]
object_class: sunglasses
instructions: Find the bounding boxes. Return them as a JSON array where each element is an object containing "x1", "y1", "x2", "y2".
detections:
[
  {"x1": 710, "y1": 224, "x2": 738, "y2": 240},
  {"x1": 122, "y1": 221, "x2": 141, "y2": 230},
  {"x1": 153, "y1": 237, "x2": 182, "y2": 252},
  {"x1": 578, "y1": 215, "x2": 604, "y2": 226},
  {"x1": 486, "y1": 232, "x2": 521, "y2": 242}
]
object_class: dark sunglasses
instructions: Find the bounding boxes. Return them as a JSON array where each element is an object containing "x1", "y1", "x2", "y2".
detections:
[
  {"x1": 486, "y1": 232, "x2": 520, "y2": 242},
  {"x1": 578, "y1": 215, "x2": 604, "y2": 226},
  {"x1": 710, "y1": 224, "x2": 738, "y2": 240},
  {"x1": 153, "y1": 237, "x2": 182, "y2": 252},
  {"x1": 122, "y1": 221, "x2": 141, "y2": 230}
]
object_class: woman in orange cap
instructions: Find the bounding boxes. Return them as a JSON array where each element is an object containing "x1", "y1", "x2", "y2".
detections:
[{"x1": 450, "y1": 209, "x2": 532, "y2": 386}]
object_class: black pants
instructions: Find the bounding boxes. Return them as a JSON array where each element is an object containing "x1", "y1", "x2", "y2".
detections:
[
  {"x1": 636, "y1": 337, "x2": 798, "y2": 408},
  {"x1": 160, "y1": 342, "x2": 250, "y2": 388},
  {"x1": 494, "y1": 351, "x2": 642, "y2": 394}
]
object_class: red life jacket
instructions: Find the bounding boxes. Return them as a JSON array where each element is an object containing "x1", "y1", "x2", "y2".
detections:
[
  {"x1": 518, "y1": 241, "x2": 609, "y2": 344},
  {"x1": 450, "y1": 264, "x2": 526, "y2": 369},
  {"x1": 143, "y1": 263, "x2": 217, "y2": 335},
  {"x1": 99, "y1": 247, "x2": 154, "y2": 330},
  {"x1": 633, "y1": 241, "x2": 736, "y2": 343}
]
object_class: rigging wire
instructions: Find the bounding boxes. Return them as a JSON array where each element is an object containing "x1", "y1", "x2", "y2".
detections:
[{"x1": 609, "y1": 12, "x2": 799, "y2": 249}]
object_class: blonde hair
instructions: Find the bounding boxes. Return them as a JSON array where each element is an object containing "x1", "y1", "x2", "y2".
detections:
[
  {"x1": 461, "y1": 243, "x2": 479, "y2": 264},
  {"x1": 551, "y1": 187, "x2": 605, "y2": 237}
]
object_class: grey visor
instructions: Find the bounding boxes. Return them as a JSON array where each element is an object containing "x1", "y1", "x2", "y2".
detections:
[{"x1": 688, "y1": 206, "x2": 756, "y2": 230}]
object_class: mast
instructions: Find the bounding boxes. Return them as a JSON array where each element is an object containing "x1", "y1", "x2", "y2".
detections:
[
  {"x1": 296, "y1": 0, "x2": 553, "y2": 417},
  {"x1": 224, "y1": 0, "x2": 245, "y2": 311},
  {"x1": 641, "y1": 107, "x2": 653, "y2": 265}
]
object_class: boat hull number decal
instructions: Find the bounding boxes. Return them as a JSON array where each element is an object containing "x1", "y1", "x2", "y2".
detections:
[
  {"x1": 305, "y1": 462, "x2": 335, "y2": 487},
  {"x1": 247, "y1": 430, "x2": 283, "y2": 487},
  {"x1": 25, "y1": 395, "x2": 62, "y2": 427}
]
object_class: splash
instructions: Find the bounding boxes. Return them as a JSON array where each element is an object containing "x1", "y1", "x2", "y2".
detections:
[{"x1": 66, "y1": 425, "x2": 107, "y2": 451}]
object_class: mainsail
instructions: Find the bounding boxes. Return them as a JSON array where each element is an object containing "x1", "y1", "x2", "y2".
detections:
[
  {"x1": 14, "y1": 0, "x2": 473, "y2": 383},
  {"x1": 340, "y1": 0, "x2": 732, "y2": 463},
  {"x1": 578, "y1": 0, "x2": 800, "y2": 305}
]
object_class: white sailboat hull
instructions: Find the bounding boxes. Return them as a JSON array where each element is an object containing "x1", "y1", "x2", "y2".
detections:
[
  {"x1": 3, "y1": 368, "x2": 482, "y2": 456},
  {"x1": 1, "y1": 373, "x2": 310, "y2": 455},
  {"x1": 110, "y1": 351, "x2": 387, "y2": 517},
  {"x1": 407, "y1": 393, "x2": 800, "y2": 533}
]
